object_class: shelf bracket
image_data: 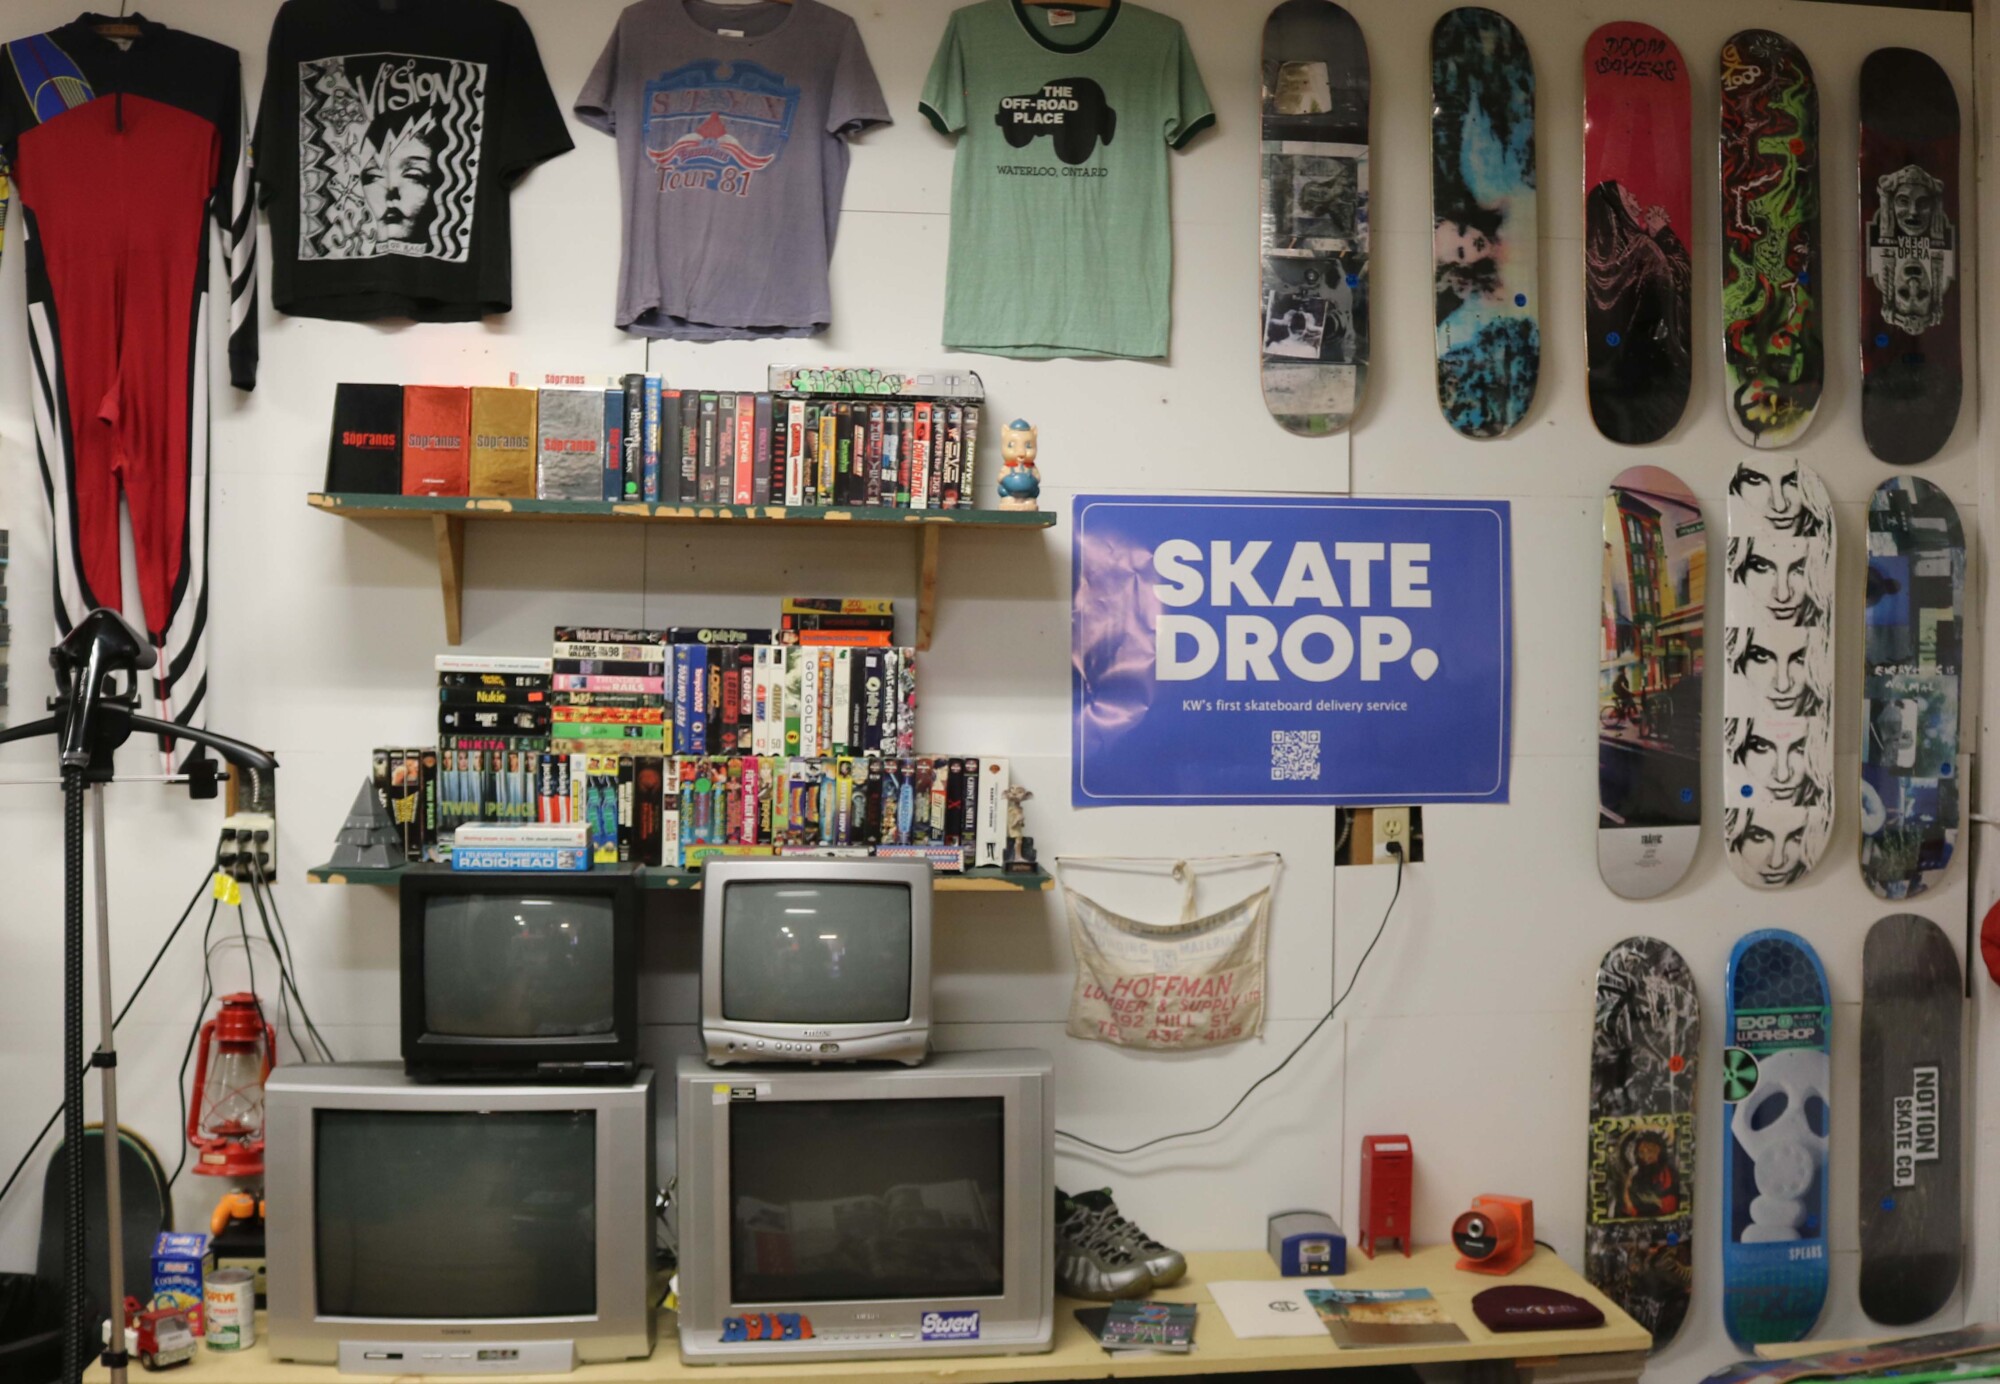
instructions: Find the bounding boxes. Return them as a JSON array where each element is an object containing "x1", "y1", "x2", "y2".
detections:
[
  {"x1": 916, "y1": 524, "x2": 941, "y2": 652},
  {"x1": 433, "y1": 514, "x2": 466, "y2": 646}
]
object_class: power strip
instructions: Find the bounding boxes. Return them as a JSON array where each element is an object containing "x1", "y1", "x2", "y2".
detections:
[{"x1": 218, "y1": 813, "x2": 276, "y2": 882}]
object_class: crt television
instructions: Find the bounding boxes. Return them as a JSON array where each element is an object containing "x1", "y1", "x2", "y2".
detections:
[
  {"x1": 265, "y1": 1063, "x2": 657, "y2": 1374},
  {"x1": 400, "y1": 868, "x2": 641, "y2": 1080},
  {"x1": 701, "y1": 856, "x2": 933, "y2": 1065},
  {"x1": 674, "y1": 1049, "x2": 1054, "y2": 1364}
]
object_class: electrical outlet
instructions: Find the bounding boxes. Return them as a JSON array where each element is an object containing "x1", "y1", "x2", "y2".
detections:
[
  {"x1": 1372, "y1": 807, "x2": 1411, "y2": 865},
  {"x1": 219, "y1": 812, "x2": 276, "y2": 882}
]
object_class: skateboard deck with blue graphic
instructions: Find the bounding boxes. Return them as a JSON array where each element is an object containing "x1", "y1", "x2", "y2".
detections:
[
  {"x1": 1859, "y1": 48, "x2": 1961, "y2": 465},
  {"x1": 1599, "y1": 467, "x2": 1704, "y2": 898},
  {"x1": 1261, "y1": 0, "x2": 1369, "y2": 436},
  {"x1": 1722, "y1": 929, "x2": 1830, "y2": 1350},
  {"x1": 1723, "y1": 458, "x2": 1835, "y2": 889},
  {"x1": 1719, "y1": 30, "x2": 1822, "y2": 449},
  {"x1": 1586, "y1": 937, "x2": 1698, "y2": 1350},
  {"x1": 1862, "y1": 477, "x2": 1963, "y2": 899},
  {"x1": 1431, "y1": 7, "x2": 1538, "y2": 439},
  {"x1": 1859, "y1": 913, "x2": 1962, "y2": 1326}
]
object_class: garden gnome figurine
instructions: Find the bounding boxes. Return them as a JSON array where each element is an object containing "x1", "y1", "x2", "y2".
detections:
[{"x1": 998, "y1": 418, "x2": 1041, "y2": 511}]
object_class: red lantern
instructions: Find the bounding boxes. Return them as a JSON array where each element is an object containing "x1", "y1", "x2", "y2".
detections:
[{"x1": 187, "y1": 993, "x2": 275, "y2": 1178}]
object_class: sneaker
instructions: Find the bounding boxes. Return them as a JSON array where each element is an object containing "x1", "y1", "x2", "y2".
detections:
[
  {"x1": 1066, "y1": 1188, "x2": 1186, "y2": 1289},
  {"x1": 1054, "y1": 1189, "x2": 1154, "y2": 1301}
]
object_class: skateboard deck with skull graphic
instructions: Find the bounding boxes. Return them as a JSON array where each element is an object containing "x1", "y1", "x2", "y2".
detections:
[
  {"x1": 1599, "y1": 467, "x2": 1705, "y2": 899},
  {"x1": 1723, "y1": 457, "x2": 1835, "y2": 890},
  {"x1": 1722, "y1": 928, "x2": 1830, "y2": 1350},
  {"x1": 1261, "y1": 0, "x2": 1369, "y2": 436},
  {"x1": 1859, "y1": 48, "x2": 1960, "y2": 465},
  {"x1": 1719, "y1": 30, "x2": 1822, "y2": 449},
  {"x1": 1862, "y1": 478, "x2": 1963, "y2": 900},
  {"x1": 1859, "y1": 914, "x2": 1962, "y2": 1326},
  {"x1": 1586, "y1": 937, "x2": 1698, "y2": 1350},
  {"x1": 1431, "y1": 7, "x2": 1538, "y2": 439},
  {"x1": 1584, "y1": 22, "x2": 1692, "y2": 446}
]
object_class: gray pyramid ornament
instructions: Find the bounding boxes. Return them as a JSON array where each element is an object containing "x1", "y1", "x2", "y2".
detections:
[{"x1": 327, "y1": 779, "x2": 403, "y2": 869}]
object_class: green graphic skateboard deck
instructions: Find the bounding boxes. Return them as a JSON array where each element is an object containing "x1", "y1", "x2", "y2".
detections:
[
  {"x1": 1724, "y1": 458, "x2": 1834, "y2": 889},
  {"x1": 1862, "y1": 477, "x2": 1963, "y2": 899},
  {"x1": 1859, "y1": 913, "x2": 1962, "y2": 1326},
  {"x1": 1261, "y1": 0, "x2": 1368, "y2": 436},
  {"x1": 1599, "y1": 467, "x2": 1704, "y2": 898},
  {"x1": 1431, "y1": 7, "x2": 1537, "y2": 439},
  {"x1": 1587, "y1": 937, "x2": 1697, "y2": 1350},
  {"x1": 1720, "y1": 30, "x2": 1821, "y2": 448},
  {"x1": 1722, "y1": 929, "x2": 1830, "y2": 1350},
  {"x1": 1859, "y1": 48, "x2": 1961, "y2": 465},
  {"x1": 1584, "y1": 22, "x2": 1692, "y2": 445}
]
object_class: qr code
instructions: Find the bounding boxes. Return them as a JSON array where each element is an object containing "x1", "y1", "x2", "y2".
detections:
[{"x1": 1270, "y1": 729, "x2": 1322, "y2": 781}]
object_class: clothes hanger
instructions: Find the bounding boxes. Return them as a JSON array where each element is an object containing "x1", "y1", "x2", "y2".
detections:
[{"x1": 91, "y1": 0, "x2": 142, "y2": 41}]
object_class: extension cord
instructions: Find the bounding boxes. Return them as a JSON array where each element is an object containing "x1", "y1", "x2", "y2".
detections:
[{"x1": 218, "y1": 813, "x2": 275, "y2": 882}]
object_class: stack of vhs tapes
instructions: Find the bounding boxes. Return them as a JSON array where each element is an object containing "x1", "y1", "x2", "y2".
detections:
[{"x1": 436, "y1": 655, "x2": 552, "y2": 842}]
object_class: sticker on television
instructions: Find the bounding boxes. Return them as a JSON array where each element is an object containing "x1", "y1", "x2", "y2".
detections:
[{"x1": 921, "y1": 1310, "x2": 981, "y2": 1342}]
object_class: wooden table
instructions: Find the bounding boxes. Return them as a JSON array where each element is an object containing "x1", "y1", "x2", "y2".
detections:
[{"x1": 92, "y1": 1246, "x2": 1651, "y2": 1382}]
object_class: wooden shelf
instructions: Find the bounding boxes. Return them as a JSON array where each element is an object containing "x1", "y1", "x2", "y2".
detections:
[
  {"x1": 308, "y1": 492, "x2": 1057, "y2": 649},
  {"x1": 307, "y1": 862, "x2": 1053, "y2": 893}
]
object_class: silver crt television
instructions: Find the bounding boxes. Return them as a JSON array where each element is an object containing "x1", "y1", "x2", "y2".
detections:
[
  {"x1": 701, "y1": 856, "x2": 933, "y2": 1064},
  {"x1": 264, "y1": 1063, "x2": 657, "y2": 1375},
  {"x1": 673, "y1": 1049, "x2": 1054, "y2": 1364}
]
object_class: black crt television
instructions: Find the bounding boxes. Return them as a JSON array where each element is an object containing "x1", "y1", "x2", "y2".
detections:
[{"x1": 399, "y1": 869, "x2": 642, "y2": 1081}]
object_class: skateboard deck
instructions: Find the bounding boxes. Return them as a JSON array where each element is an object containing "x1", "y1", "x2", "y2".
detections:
[
  {"x1": 1700, "y1": 1325, "x2": 2000, "y2": 1384},
  {"x1": 1261, "y1": 0, "x2": 1369, "y2": 437},
  {"x1": 1859, "y1": 48, "x2": 1961, "y2": 465},
  {"x1": 1720, "y1": 30, "x2": 1822, "y2": 449},
  {"x1": 1723, "y1": 458, "x2": 1835, "y2": 889},
  {"x1": 1431, "y1": 7, "x2": 1538, "y2": 439},
  {"x1": 1586, "y1": 937, "x2": 1698, "y2": 1350},
  {"x1": 1599, "y1": 467, "x2": 1705, "y2": 898},
  {"x1": 1583, "y1": 23, "x2": 1692, "y2": 445},
  {"x1": 1859, "y1": 914, "x2": 1962, "y2": 1326},
  {"x1": 1722, "y1": 929, "x2": 1830, "y2": 1350},
  {"x1": 1862, "y1": 477, "x2": 1963, "y2": 899}
]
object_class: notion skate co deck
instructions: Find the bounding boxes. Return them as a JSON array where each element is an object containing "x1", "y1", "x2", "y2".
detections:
[
  {"x1": 1859, "y1": 914, "x2": 1962, "y2": 1326},
  {"x1": 1722, "y1": 929, "x2": 1830, "y2": 1350},
  {"x1": 1862, "y1": 476, "x2": 1963, "y2": 899},
  {"x1": 1586, "y1": 937, "x2": 1698, "y2": 1350},
  {"x1": 1859, "y1": 48, "x2": 1961, "y2": 465},
  {"x1": 1599, "y1": 467, "x2": 1704, "y2": 898},
  {"x1": 1431, "y1": 6, "x2": 1538, "y2": 439},
  {"x1": 1723, "y1": 458, "x2": 1834, "y2": 889},
  {"x1": 1719, "y1": 30, "x2": 1821, "y2": 449},
  {"x1": 1584, "y1": 23, "x2": 1692, "y2": 446},
  {"x1": 1261, "y1": 0, "x2": 1370, "y2": 436}
]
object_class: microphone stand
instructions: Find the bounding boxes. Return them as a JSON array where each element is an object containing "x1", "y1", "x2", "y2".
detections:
[{"x1": 0, "y1": 611, "x2": 277, "y2": 1384}]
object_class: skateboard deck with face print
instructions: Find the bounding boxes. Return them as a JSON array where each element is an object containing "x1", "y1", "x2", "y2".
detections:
[
  {"x1": 1431, "y1": 6, "x2": 1538, "y2": 439},
  {"x1": 1586, "y1": 937, "x2": 1698, "y2": 1350},
  {"x1": 1599, "y1": 467, "x2": 1704, "y2": 898},
  {"x1": 1859, "y1": 913, "x2": 1962, "y2": 1327},
  {"x1": 1722, "y1": 928, "x2": 1830, "y2": 1350},
  {"x1": 1261, "y1": 0, "x2": 1369, "y2": 436},
  {"x1": 1719, "y1": 30, "x2": 1822, "y2": 449},
  {"x1": 1859, "y1": 48, "x2": 1961, "y2": 465},
  {"x1": 1584, "y1": 22, "x2": 1692, "y2": 445},
  {"x1": 1723, "y1": 457, "x2": 1834, "y2": 890},
  {"x1": 1862, "y1": 477, "x2": 1963, "y2": 899}
]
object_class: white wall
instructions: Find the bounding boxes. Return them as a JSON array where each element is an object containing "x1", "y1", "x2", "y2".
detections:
[{"x1": 0, "y1": 0, "x2": 1984, "y2": 1379}]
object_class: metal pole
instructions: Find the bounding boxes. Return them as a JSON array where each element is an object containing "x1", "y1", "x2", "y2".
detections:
[
  {"x1": 60, "y1": 776, "x2": 84, "y2": 1384},
  {"x1": 89, "y1": 786, "x2": 128, "y2": 1384}
]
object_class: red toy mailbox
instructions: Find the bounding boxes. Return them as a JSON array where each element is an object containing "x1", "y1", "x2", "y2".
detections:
[{"x1": 1359, "y1": 1134, "x2": 1413, "y2": 1258}]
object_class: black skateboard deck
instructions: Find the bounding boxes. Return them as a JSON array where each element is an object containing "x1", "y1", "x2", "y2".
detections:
[
  {"x1": 1261, "y1": 0, "x2": 1369, "y2": 436},
  {"x1": 1859, "y1": 913, "x2": 1962, "y2": 1326},
  {"x1": 1859, "y1": 48, "x2": 1961, "y2": 465},
  {"x1": 1586, "y1": 937, "x2": 1698, "y2": 1349}
]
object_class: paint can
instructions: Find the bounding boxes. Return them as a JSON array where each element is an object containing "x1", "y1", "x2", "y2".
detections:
[{"x1": 204, "y1": 1268, "x2": 255, "y2": 1350}]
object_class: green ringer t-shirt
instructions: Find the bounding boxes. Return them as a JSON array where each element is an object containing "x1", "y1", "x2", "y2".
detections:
[{"x1": 920, "y1": 0, "x2": 1215, "y2": 359}]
